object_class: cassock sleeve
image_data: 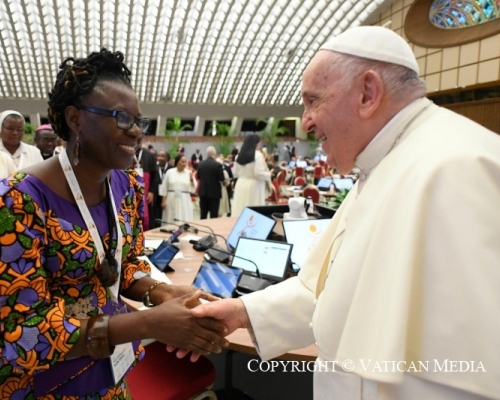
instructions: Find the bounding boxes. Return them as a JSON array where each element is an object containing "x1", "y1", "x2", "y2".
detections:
[{"x1": 241, "y1": 277, "x2": 316, "y2": 360}]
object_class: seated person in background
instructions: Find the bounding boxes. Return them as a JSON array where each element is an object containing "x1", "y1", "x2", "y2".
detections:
[
  {"x1": 0, "y1": 48, "x2": 227, "y2": 399},
  {"x1": 34, "y1": 124, "x2": 58, "y2": 159}
]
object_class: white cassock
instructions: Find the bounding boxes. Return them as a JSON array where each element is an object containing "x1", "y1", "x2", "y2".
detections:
[
  {"x1": 0, "y1": 141, "x2": 43, "y2": 169},
  {"x1": 242, "y1": 98, "x2": 500, "y2": 400}
]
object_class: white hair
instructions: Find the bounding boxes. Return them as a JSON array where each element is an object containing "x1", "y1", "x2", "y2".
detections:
[
  {"x1": 206, "y1": 146, "x2": 217, "y2": 157},
  {"x1": 327, "y1": 52, "x2": 427, "y2": 101}
]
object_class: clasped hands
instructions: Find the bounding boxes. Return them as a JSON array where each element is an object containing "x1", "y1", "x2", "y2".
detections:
[{"x1": 151, "y1": 286, "x2": 249, "y2": 362}]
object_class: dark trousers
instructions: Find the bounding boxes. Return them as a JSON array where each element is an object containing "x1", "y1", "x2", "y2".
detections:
[{"x1": 199, "y1": 196, "x2": 221, "y2": 219}]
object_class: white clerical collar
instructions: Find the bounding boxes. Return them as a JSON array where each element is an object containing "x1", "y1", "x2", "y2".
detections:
[{"x1": 354, "y1": 97, "x2": 432, "y2": 180}]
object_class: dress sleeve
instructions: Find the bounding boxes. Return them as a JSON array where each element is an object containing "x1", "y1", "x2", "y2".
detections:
[
  {"x1": 253, "y1": 151, "x2": 271, "y2": 181},
  {"x1": 120, "y1": 171, "x2": 151, "y2": 290},
  {"x1": 0, "y1": 179, "x2": 81, "y2": 373}
]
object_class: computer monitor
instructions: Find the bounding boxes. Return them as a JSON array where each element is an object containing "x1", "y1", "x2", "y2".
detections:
[
  {"x1": 333, "y1": 178, "x2": 354, "y2": 191},
  {"x1": 226, "y1": 207, "x2": 276, "y2": 251},
  {"x1": 317, "y1": 177, "x2": 333, "y2": 191},
  {"x1": 231, "y1": 237, "x2": 293, "y2": 282},
  {"x1": 283, "y1": 219, "x2": 331, "y2": 270},
  {"x1": 192, "y1": 260, "x2": 243, "y2": 298}
]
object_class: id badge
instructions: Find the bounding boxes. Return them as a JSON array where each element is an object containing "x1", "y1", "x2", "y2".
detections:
[
  {"x1": 135, "y1": 167, "x2": 144, "y2": 177},
  {"x1": 110, "y1": 342, "x2": 135, "y2": 384}
]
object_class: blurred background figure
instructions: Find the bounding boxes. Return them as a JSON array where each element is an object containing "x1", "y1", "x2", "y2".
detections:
[
  {"x1": 232, "y1": 134, "x2": 271, "y2": 216},
  {"x1": 0, "y1": 110, "x2": 43, "y2": 168},
  {"x1": 161, "y1": 154, "x2": 196, "y2": 223},
  {"x1": 196, "y1": 146, "x2": 224, "y2": 219},
  {"x1": 34, "y1": 124, "x2": 58, "y2": 160},
  {"x1": 191, "y1": 148, "x2": 203, "y2": 170},
  {"x1": 217, "y1": 156, "x2": 231, "y2": 217},
  {"x1": 153, "y1": 149, "x2": 173, "y2": 227},
  {"x1": 132, "y1": 146, "x2": 159, "y2": 230}
]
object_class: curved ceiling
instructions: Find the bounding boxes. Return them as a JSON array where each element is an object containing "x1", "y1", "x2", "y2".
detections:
[{"x1": 0, "y1": 0, "x2": 392, "y2": 116}]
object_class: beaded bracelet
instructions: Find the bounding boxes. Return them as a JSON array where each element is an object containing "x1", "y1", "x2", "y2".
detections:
[
  {"x1": 142, "y1": 281, "x2": 168, "y2": 307},
  {"x1": 86, "y1": 314, "x2": 113, "y2": 359}
]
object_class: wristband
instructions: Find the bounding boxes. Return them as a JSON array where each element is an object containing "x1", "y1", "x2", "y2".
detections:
[
  {"x1": 86, "y1": 314, "x2": 113, "y2": 359},
  {"x1": 142, "y1": 281, "x2": 167, "y2": 307}
]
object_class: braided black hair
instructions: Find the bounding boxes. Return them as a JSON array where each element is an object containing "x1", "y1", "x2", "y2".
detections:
[{"x1": 47, "y1": 48, "x2": 132, "y2": 140}]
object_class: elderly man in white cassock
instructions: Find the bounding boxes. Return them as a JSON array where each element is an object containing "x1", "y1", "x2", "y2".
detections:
[{"x1": 190, "y1": 26, "x2": 500, "y2": 399}]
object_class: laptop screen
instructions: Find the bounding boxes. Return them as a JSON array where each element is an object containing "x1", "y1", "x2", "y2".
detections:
[
  {"x1": 226, "y1": 207, "x2": 276, "y2": 251},
  {"x1": 317, "y1": 177, "x2": 333, "y2": 191},
  {"x1": 192, "y1": 260, "x2": 243, "y2": 298},
  {"x1": 231, "y1": 237, "x2": 292, "y2": 282},
  {"x1": 283, "y1": 219, "x2": 331, "y2": 270},
  {"x1": 333, "y1": 178, "x2": 354, "y2": 191}
]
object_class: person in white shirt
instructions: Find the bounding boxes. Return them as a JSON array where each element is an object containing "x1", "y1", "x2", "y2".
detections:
[
  {"x1": 0, "y1": 110, "x2": 44, "y2": 169},
  {"x1": 190, "y1": 26, "x2": 500, "y2": 400},
  {"x1": 0, "y1": 150, "x2": 15, "y2": 178}
]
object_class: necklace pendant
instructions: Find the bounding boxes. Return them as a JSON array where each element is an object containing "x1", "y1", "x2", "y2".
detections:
[{"x1": 97, "y1": 257, "x2": 119, "y2": 287}]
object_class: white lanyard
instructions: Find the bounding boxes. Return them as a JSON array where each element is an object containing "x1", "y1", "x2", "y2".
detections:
[
  {"x1": 59, "y1": 150, "x2": 123, "y2": 303},
  {"x1": 133, "y1": 149, "x2": 143, "y2": 167}
]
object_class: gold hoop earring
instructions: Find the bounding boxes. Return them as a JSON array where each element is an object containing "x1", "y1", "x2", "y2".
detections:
[{"x1": 74, "y1": 131, "x2": 80, "y2": 166}]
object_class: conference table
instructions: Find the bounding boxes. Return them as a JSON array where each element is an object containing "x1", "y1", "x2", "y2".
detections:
[{"x1": 137, "y1": 216, "x2": 318, "y2": 362}]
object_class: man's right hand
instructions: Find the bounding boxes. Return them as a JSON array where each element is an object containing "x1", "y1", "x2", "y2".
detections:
[{"x1": 191, "y1": 298, "x2": 251, "y2": 336}]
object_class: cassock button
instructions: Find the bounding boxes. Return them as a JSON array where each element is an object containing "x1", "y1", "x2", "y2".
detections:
[
  {"x1": 360, "y1": 173, "x2": 367, "y2": 180},
  {"x1": 309, "y1": 322, "x2": 313, "y2": 329}
]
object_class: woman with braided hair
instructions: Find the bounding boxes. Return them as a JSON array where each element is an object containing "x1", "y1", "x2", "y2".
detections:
[{"x1": 0, "y1": 49, "x2": 227, "y2": 399}]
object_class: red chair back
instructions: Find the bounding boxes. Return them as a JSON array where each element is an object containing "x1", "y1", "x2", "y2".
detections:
[
  {"x1": 294, "y1": 176, "x2": 306, "y2": 186},
  {"x1": 295, "y1": 167, "x2": 304, "y2": 177},
  {"x1": 313, "y1": 165, "x2": 323, "y2": 179},
  {"x1": 303, "y1": 186, "x2": 320, "y2": 204},
  {"x1": 126, "y1": 341, "x2": 216, "y2": 400}
]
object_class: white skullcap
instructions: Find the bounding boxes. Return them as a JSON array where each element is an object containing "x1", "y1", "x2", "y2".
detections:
[
  {"x1": 0, "y1": 110, "x2": 24, "y2": 129},
  {"x1": 320, "y1": 26, "x2": 419, "y2": 74}
]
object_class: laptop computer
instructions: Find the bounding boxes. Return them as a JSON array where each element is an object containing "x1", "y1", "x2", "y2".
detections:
[
  {"x1": 192, "y1": 260, "x2": 243, "y2": 298},
  {"x1": 148, "y1": 240, "x2": 180, "y2": 272},
  {"x1": 226, "y1": 207, "x2": 276, "y2": 252},
  {"x1": 317, "y1": 177, "x2": 333, "y2": 191},
  {"x1": 333, "y1": 177, "x2": 354, "y2": 191},
  {"x1": 283, "y1": 219, "x2": 331, "y2": 271},
  {"x1": 231, "y1": 237, "x2": 293, "y2": 292}
]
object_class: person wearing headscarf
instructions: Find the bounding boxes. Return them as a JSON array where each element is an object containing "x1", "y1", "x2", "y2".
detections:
[
  {"x1": 0, "y1": 110, "x2": 43, "y2": 168},
  {"x1": 231, "y1": 134, "x2": 271, "y2": 216}
]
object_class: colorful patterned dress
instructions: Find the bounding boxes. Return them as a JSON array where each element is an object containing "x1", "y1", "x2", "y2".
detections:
[{"x1": 0, "y1": 169, "x2": 150, "y2": 399}]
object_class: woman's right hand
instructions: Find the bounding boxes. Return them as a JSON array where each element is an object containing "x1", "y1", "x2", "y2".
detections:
[
  {"x1": 145, "y1": 292, "x2": 228, "y2": 355},
  {"x1": 161, "y1": 198, "x2": 167, "y2": 210}
]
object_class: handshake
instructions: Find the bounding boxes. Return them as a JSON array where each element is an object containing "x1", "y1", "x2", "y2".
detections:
[{"x1": 144, "y1": 286, "x2": 250, "y2": 362}]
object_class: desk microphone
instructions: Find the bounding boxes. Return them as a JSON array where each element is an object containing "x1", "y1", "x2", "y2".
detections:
[
  {"x1": 204, "y1": 245, "x2": 271, "y2": 292},
  {"x1": 153, "y1": 219, "x2": 192, "y2": 243},
  {"x1": 173, "y1": 218, "x2": 228, "y2": 250}
]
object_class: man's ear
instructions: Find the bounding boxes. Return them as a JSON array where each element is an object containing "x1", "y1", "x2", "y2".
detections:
[
  {"x1": 358, "y1": 70, "x2": 384, "y2": 119},
  {"x1": 65, "y1": 105, "x2": 80, "y2": 133}
]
